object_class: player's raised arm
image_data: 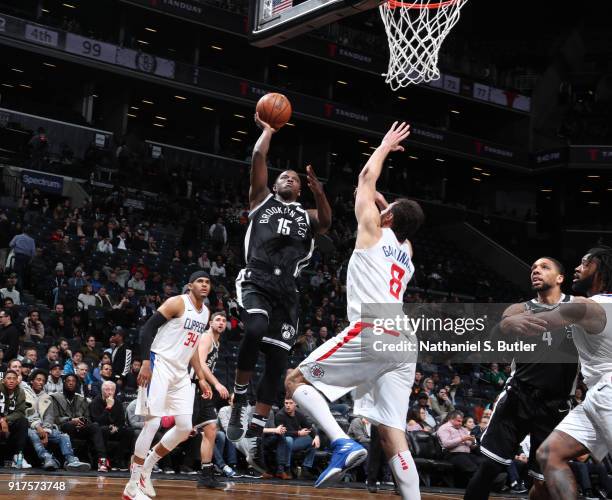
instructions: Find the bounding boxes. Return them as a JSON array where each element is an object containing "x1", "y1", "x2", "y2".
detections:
[
  {"x1": 534, "y1": 297, "x2": 607, "y2": 335},
  {"x1": 355, "y1": 121, "x2": 410, "y2": 247},
  {"x1": 250, "y1": 112, "x2": 276, "y2": 209},
  {"x1": 305, "y1": 165, "x2": 332, "y2": 235},
  {"x1": 137, "y1": 296, "x2": 183, "y2": 387}
]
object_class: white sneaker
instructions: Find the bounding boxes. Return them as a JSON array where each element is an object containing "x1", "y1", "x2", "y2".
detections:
[
  {"x1": 122, "y1": 482, "x2": 151, "y2": 500},
  {"x1": 12, "y1": 456, "x2": 32, "y2": 469},
  {"x1": 139, "y1": 472, "x2": 157, "y2": 498}
]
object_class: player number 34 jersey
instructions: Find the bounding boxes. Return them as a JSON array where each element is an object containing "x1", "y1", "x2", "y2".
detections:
[
  {"x1": 346, "y1": 228, "x2": 414, "y2": 324},
  {"x1": 150, "y1": 295, "x2": 210, "y2": 373}
]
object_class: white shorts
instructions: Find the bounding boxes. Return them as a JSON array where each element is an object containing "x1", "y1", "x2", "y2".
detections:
[
  {"x1": 556, "y1": 371, "x2": 612, "y2": 461},
  {"x1": 299, "y1": 322, "x2": 415, "y2": 431},
  {"x1": 136, "y1": 352, "x2": 194, "y2": 417}
]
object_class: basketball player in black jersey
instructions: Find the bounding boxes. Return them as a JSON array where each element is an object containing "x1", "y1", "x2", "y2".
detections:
[
  {"x1": 192, "y1": 311, "x2": 230, "y2": 488},
  {"x1": 227, "y1": 113, "x2": 331, "y2": 470},
  {"x1": 464, "y1": 257, "x2": 579, "y2": 500}
]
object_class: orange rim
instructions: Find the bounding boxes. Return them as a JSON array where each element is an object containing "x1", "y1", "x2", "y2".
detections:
[{"x1": 387, "y1": 0, "x2": 458, "y2": 8}]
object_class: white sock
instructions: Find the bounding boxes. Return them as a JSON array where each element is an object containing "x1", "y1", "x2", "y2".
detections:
[
  {"x1": 292, "y1": 384, "x2": 348, "y2": 443},
  {"x1": 142, "y1": 449, "x2": 162, "y2": 474},
  {"x1": 129, "y1": 461, "x2": 143, "y2": 483},
  {"x1": 389, "y1": 450, "x2": 421, "y2": 500}
]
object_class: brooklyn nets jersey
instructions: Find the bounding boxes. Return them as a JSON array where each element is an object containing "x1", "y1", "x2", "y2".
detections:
[
  {"x1": 150, "y1": 295, "x2": 209, "y2": 373},
  {"x1": 510, "y1": 294, "x2": 579, "y2": 396},
  {"x1": 244, "y1": 193, "x2": 314, "y2": 278}
]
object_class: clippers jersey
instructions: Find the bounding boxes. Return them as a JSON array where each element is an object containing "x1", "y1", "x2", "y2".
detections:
[
  {"x1": 510, "y1": 294, "x2": 579, "y2": 397},
  {"x1": 150, "y1": 295, "x2": 209, "y2": 373},
  {"x1": 572, "y1": 293, "x2": 612, "y2": 388},
  {"x1": 244, "y1": 193, "x2": 314, "y2": 278},
  {"x1": 346, "y1": 228, "x2": 414, "y2": 324}
]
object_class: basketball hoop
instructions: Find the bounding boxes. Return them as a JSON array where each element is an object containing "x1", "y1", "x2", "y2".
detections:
[{"x1": 379, "y1": 0, "x2": 468, "y2": 90}]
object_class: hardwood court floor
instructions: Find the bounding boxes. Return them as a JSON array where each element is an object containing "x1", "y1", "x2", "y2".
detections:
[{"x1": 0, "y1": 473, "x2": 521, "y2": 499}]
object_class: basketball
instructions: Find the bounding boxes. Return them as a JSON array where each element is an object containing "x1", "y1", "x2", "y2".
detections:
[{"x1": 256, "y1": 92, "x2": 292, "y2": 130}]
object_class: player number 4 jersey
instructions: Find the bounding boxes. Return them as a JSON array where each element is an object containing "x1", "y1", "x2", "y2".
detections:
[
  {"x1": 150, "y1": 295, "x2": 210, "y2": 373},
  {"x1": 346, "y1": 227, "x2": 414, "y2": 324}
]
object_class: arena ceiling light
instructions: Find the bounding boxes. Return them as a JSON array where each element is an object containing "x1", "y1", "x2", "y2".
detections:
[
  {"x1": 330, "y1": 153, "x2": 337, "y2": 156},
  {"x1": 473, "y1": 166, "x2": 482, "y2": 171},
  {"x1": 358, "y1": 139, "x2": 368, "y2": 144},
  {"x1": 202, "y1": 106, "x2": 214, "y2": 111},
  {"x1": 62, "y1": 3, "x2": 77, "y2": 8},
  {"x1": 397, "y1": 96, "x2": 407, "y2": 100},
  {"x1": 580, "y1": 190, "x2": 593, "y2": 193},
  {"x1": 233, "y1": 114, "x2": 245, "y2": 118},
  {"x1": 286, "y1": 122, "x2": 295, "y2": 127},
  {"x1": 472, "y1": 177, "x2": 481, "y2": 182},
  {"x1": 587, "y1": 175, "x2": 600, "y2": 178},
  {"x1": 41, "y1": 8, "x2": 49, "y2": 13},
  {"x1": 136, "y1": 40, "x2": 149, "y2": 45},
  {"x1": 588, "y1": 201, "x2": 600, "y2": 205},
  {"x1": 435, "y1": 158, "x2": 445, "y2": 162},
  {"x1": 231, "y1": 137, "x2": 242, "y2": 142},
  {"x1": 43, "y1": 62, "x2": 56, "y2": 68},
  {"x1": 481, "y1": 172, "x2": 491, "y2": 176},
  {"x1": 408, "y1": 155, "x2": 418, "y2": 160},
  {"x1": 145, "y1": 27, "x2": 157, "y2": 33},
  {"x1": 450, "y1": 110, "x2": 460, "y2": 114},
  {"x1": 19, "y1": 84, "x2": 32, "y2": 89},
  {"x1": 540, "y1": 189, "x2": 552, "y2": 192},
  {"x1": 1, "y1": 83, "x2": 14, "y2": 88},
  {"x1": 277, "y1": 64, "x2": 288, "y2": 69},
  {"x1": 174, "y1": 95, "x2": 187, "y2": 100},
  {"x1": 336, "y1": 80, "x2": 348, "y2": 85},
  {"x1": 130, "y1": 106, "x2": 139, "y2": 110},
  {"x1": 237, "y1": 130, "x2": 248, "y2": 135},
  {"x1": 142, "y1": 99, "x2": 154, "y2": 104},
  {"x1": 155, "y1": 116, "x2": 167, "y2": 121},
  {"x1": 210, "y1": 45, "x2": 223, "y2": 51},
  {"x1": 153, "y1": 123, "x2": 165, "y2": 128},
  {"x1": 127, "y1": 113, "x2": 137, "y2": 118},
  {"x1": 11, "y1": 68, "x2": 23, "y2": 73},
  {"x1": 361, "y1": 152, "x2": 370, "y2": 157}
]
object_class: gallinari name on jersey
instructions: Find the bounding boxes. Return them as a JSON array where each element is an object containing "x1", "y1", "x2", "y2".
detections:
[
  {"x1": 383, "y1": 244, "x2": 411, "y2": 267},
  {"x1": 184, "y1": 318, "x2": 207, "y2": 334},
  {"x1": 259, "y1": 205, "x2": 309, "y2": 237}
]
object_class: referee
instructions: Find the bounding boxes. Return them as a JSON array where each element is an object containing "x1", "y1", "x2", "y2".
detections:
[{"x1": 464, "y1": 257, "x2": 579, "y2": 500}]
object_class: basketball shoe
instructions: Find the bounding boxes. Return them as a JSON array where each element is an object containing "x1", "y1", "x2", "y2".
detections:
[
  {"x1": 227, "y1": 392, "x2": 248, "y2": 441},
  {"x1": 314, "y1": 438, "x2": 367, "y2": 488}
]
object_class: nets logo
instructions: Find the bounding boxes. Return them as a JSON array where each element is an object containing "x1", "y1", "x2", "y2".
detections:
[
  {"x1": 310, "y1": 364, "x2": 325, "y2": 379},
  {"x1": 281, "y1": 323, "x2": 296, "y2": 341}
]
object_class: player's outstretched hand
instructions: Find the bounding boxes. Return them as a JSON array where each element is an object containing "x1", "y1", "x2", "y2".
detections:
[
  {"x1": 199, "y1": 379, "x2": 213, "y2": 400},
  {"x1": 254, "y1": 112, "x2": 277, "y2": 133},
  {"x1": 306, "y1": 165, "x2": 324, "y2": 196},
  {"x1": 500, "y1": 312, "x2": 548, "y2": 337},
  {"x1": 380, "y1": 121, "x2": 411, "y2": 152},
  {"x1": 137, "y1": 361, "x2": 152, "y2": 388},
  {"x1": 215, "y1": 383, "x2": 229, "y2": 400}
]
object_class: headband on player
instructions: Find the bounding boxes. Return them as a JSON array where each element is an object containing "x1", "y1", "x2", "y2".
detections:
[{"x1": 189, "y1": 271, "x2": 210, "y2": 283}]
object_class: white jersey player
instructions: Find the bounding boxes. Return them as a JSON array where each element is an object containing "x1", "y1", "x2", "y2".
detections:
[
  {"x1": 285, "y1": 121, "x2": 424, "y2": 499},
  {"x1": 123, "y1": 271, "x2": 213, "y2": 500},
  {"x1": 531, "y1": 248, "x2": 612, "y2": 500}
]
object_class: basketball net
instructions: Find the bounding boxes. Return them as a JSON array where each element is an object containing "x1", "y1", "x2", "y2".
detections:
[{"x1": 379, "y1": 0, "x2": 468, "y2": 90}]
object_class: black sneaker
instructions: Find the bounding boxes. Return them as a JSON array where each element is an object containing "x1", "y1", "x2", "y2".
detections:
[
  {"x1": 227, "y1": 393, "x2": 248, "y2": 442},
  {"x1": 197, "y1": 465, "x2": 223, "y2": 489},
  {"x1": 510, "y1": 481, "x2": 528, "y2": 494},
  {"x1": 367, "y1": 481, "x2": 378, "y2": 493},
  {"x1": 245, "y1": 436, "x2": 266, "y2": 474}
]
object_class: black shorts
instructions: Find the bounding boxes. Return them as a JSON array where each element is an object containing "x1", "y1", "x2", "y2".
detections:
[
  {"x1": 193, "y1": 387, "x2": 219, "y2": 427},
  {"x1": 480, "y1": 380, "x2": 572, "y2": 480},
  {"x1": 236, "y1": 267, "x2": 300, "y2": 351}
]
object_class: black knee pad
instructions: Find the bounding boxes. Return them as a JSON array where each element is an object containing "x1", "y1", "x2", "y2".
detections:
[
  {"x1": 256, "y1": 347, "x2": 289, "y2": 405},
  {"x1": 237, "y1": 313, "x2": 269, "y2": 371}
]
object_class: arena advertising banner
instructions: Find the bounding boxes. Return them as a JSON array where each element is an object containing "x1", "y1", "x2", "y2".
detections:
[
  {"x1": 570, "y1": 145, "x2": 612, "y2": 166},
  {"x1": 0, "y1": 15, "x2": 175, "y2": 80},
  {"x1": 21, "y1": 171, "x2": 64, "y2": 195}
]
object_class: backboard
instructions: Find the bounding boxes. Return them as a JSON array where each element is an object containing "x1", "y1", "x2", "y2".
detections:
[{"x1": 249, "y1": 0, "x2": 382, "y2": 47}]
